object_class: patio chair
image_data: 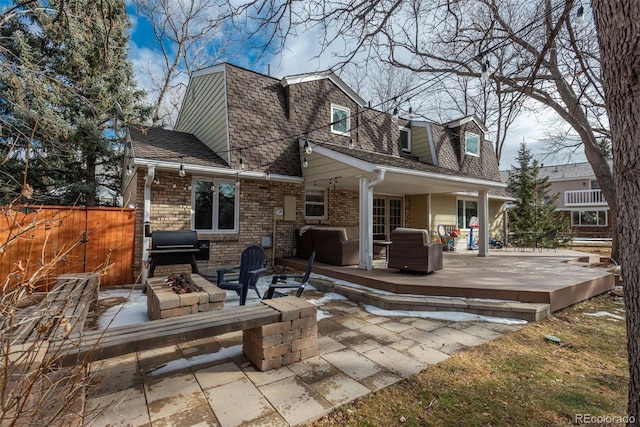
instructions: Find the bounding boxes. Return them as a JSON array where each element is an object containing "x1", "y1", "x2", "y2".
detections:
[
  {"x1": 263, "y1": 251, "x2": 315, "y2": 299},
  {"x1": 217, "y1": 245, "x2": 267, "y2": 306},
  {"x1": 437, "y1": 224, "x2": 454, "y2": 252},
  {"x1": 388, "y1": 228, "x2": 443, "y2": 274}
]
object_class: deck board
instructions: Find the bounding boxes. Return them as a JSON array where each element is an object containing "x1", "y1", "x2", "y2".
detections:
[{"x1": 277, "y1": 249, "x2": 613, "y2": 313}]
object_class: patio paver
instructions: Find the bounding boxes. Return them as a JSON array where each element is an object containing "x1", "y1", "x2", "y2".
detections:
[
  {"x1": 258, "y1": 376, "x2": 334, "y2": 426},
  {"x1": 204, "y1": 377, "x2": 274, "y2": 426},
  {"x1": 84, "y1": 293, "x2": 522, "y2": 427}
]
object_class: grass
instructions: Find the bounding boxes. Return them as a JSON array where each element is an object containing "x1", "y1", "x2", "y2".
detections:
[{"x1": 311, "y1": 248, "x2": 629, "y2": 426}]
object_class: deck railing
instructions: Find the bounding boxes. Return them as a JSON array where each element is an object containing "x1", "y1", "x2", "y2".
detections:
[{"x1": 564, "y1": 189, "x2": 608, "y2": 206}]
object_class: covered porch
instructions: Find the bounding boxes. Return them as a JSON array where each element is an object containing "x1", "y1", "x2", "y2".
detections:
[
  {"x1": 300, "y1": 140, "x2": 508, "y2": 270},
  {"x1": 277, "y1": 248, "x2": 614, "y2": 322}
]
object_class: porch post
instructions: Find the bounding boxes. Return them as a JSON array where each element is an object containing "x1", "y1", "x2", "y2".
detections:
[
  {"x1": 358, "y1": 177, "x2": 374, "y2": 270},
  {"x1": 478, "y1": 189, "x2": 490, "y2": 257}
]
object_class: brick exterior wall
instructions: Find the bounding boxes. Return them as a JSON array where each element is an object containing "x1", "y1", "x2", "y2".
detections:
[{"x1": 128, "y1": 165, "x2": 374, "y2": 278}]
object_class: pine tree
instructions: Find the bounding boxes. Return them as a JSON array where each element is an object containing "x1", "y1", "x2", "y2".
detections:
[
  {"x1": 0, "y1": 1, "x2": 151, "y2": 206},
  {"x1": 507, "y1": 143, "x2": 567, "y2": 246}
]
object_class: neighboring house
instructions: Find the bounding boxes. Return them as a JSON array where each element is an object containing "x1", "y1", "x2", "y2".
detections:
[
  {"x1": 122, "y1": 63, "x2": 508, "y2": 279},
  {"x1": 500, "y1": 161, "x2": 612, "y2": 238}
]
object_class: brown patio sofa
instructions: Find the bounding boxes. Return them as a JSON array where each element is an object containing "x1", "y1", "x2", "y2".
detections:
[
  {"x1": 388, "y1": 227, "x2": 443, "y2": 274},
  {"x1": 296, "y1": 226, "x2": 359, "y2": 266},
  {"x1": 295, "y1": 226, "x2": 385, "y2": 266}
]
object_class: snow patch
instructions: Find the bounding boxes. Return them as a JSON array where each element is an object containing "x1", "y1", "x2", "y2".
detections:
[
  {"x1": 147, "y1": 345, "x2": 243, "y2": 376},
  {"x1": 363, "y1": 304, "x2": 527, "y2": 325},
  {"x1": 584, "y1": 311, "x2": 624, "y2": 320}
]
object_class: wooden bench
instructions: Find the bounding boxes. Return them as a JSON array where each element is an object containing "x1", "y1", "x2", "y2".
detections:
[
  {"x1": 58, "y1": 297, "x2": 318, "y2": 371},
  {"x1": 11, "y1": 273, "x2": 99, "y2": 345}
]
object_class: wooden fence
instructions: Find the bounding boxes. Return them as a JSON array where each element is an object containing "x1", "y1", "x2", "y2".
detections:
[{"x1": 1, "y1": 205, "x2": 136, "y2": 290}]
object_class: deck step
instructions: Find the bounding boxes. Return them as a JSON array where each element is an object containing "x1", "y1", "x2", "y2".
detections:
[{"x1": 314, "y1": 281, "x2": 550, "y2": 322}]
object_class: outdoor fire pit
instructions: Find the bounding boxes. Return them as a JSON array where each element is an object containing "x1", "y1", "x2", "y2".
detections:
[
  {"x1": 166, "y1": 273, "x2": 202, "y2": 294},
  {"x1": 146, "y1": 273, "x2": 226, "y2": 320}
]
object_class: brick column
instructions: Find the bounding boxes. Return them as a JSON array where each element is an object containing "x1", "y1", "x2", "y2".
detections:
[{"x1": 243, "y1": 297, "x2": 318, "y2": 371}]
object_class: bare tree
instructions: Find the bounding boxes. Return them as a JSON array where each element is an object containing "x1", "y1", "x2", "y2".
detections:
[
  {"x1": 340, "y1": 61, "x2": 428, "y2": 115},
  {"x1": 424, "y1": 73, "x2": 526, "y2": 162},
  {"x1": 133, "y1": 0, "x2": 228, "y2": 127},
  {"x1": 592, "y1": 0, "x2": 640, "y2": 420},
  {"x1": 223, "y1": 0, "x2": 618, "y2": 259}
]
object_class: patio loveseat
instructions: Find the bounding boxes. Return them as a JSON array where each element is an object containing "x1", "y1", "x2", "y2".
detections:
[
  {"x1": 388, "y1": 227, "x2": 443, "y2": 274},
  {"x1": 296, "y1": 226, "x2": 386, "y2": 266}
]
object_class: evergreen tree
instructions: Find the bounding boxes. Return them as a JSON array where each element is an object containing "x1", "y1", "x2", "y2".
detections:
[
  {"x1": 507, "y1": 143, "x2": 567, "y2": 244},
  {"x1": 0, "y1": 1, "x2": 151, "y2": 206}
]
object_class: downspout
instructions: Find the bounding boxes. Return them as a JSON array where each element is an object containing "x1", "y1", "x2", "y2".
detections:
[
  {"x1": 359, "y1": 169, "x2": 386, "y2": 270},
  {"x1": 369, "y1": 169, "x2": 386, "y2": 189},
  {"x1": 141, "y1": 165, "x2": 155, "y2": 285}
]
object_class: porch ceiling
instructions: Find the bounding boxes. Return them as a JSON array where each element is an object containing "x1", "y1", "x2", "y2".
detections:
[{"x1": 301, "y1": 144, "x2": 506, "y2": 195}]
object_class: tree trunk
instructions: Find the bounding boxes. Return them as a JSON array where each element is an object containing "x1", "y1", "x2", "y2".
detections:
[{"x1": 592, "y1": 1, "x2": 640, "y2": 422}]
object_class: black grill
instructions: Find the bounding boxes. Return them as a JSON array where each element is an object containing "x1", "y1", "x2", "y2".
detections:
[{"x1": 149, "y1": 230, "x2": 200, "y2": 277}]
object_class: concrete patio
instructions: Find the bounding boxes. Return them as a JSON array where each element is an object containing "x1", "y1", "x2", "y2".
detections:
[
  {"x1": 84, "y1": 249, "x2": 614, "y2": 426},
  {"x1": 84, "y1": 290, "x2": 524, "y2": 426}
]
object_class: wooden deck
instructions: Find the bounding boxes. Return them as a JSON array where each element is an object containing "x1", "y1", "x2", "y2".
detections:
[{"x1": 277, "y1": 249, "x2": 614, "y2": 315}]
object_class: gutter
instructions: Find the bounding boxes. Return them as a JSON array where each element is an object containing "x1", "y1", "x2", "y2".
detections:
[{"x1": 134, "y1": 158, "x2": 304, "y2": 184}]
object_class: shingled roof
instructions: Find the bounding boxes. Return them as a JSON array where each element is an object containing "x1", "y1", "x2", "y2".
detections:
[
  {"x1": 128, "y1": 126, "x2": 228, "y2": 169},
  {"x1": 137, "y1": 63, "x2": 503, "y2": 189}
]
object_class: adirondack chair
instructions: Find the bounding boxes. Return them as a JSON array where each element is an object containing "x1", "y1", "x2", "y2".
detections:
[
  {"x1": 263, "y1": 252, "x2": 315, "y2": 299},
  {"x1": 217, "y1": 245, "x2": 267, "y2": 306}
]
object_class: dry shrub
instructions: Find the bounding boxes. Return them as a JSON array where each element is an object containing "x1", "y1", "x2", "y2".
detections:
[{"x1": 1, "y1": 200, "x2": 104, "y2": 426}]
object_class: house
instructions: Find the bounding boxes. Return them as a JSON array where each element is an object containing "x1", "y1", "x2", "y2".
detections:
[
  {"x1": 122, "y1": 63, "x2": 509, "y2": 280},
  {"x1": 540, "y1": 162, "x2": 612, "y2": 238}
]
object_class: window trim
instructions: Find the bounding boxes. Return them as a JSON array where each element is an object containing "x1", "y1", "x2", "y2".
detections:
[
  {"x1": 331, "y1": 104, "x2": 350, "y2": 136},
  {"x1": 464, "y1": 132, "x2": 480, "y2": 157},
  {"x1": 457, "y1": 198, "x2": 479, "y2": 229},
  {"x1": 304, "y1": 187, "x2": 328, "y2": 220},
  {"x1": 191, "y1": 177, "x2": 239, "y2": 233},
  {"x1": 571, "y1": 209, "x2": 608, "y2": 227},
  {"x1": 399, "y1": 126, "x2": 411, "y2": 153}
]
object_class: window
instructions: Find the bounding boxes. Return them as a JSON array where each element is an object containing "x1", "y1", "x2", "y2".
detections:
[
  {"x1": 572, "y1": 210, "x2": 607, "y2": 226},
  {"x1": 305, "y1": 188, "x2": 327, "y2": 219},
  {"x1": 465, "y1": 132, "x2": 480, "y2": 156},
  {"x1": 193, "y1": 179, "x2": 238, "y2": 232},
  {"x1": 590, "y1": 180, "x2": 600, "y2": 190},
  {"x1": 331, "y1": 104, "x2": 350, "y2": 135},
  {"x1": 399, "y1": 127, "x2": 411, "y2": 152},
  {"x1": 457, "y1": 199, "x2": 478, "y2": 228}
]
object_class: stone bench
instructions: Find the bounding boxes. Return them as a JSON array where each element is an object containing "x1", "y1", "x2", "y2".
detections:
[{"x1": 57, "y1": 296, "x2": 318, "y2": 371}]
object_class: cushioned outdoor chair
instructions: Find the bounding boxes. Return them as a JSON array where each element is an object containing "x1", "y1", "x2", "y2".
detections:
[
  {"x1": 264, "y1": 251, "x2": 315, "y2": 299},
  {"x1": 388, "y1": 228, "x2": 443, "y2": 274},
  {"x1": 217, "y1": 245, "x2": 267, "y2": 305}
]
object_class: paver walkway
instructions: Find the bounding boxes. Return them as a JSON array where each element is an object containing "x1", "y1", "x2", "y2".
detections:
[{"x1": 85, "y1": 289, "x2": 522, "y2": 426}]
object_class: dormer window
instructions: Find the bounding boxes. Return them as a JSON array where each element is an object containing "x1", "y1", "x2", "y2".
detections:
[
  {"x1": 331, "y1": 104, "x2": 350, "y2": 135},
  {"x1": 399, "y1": 127, "x2": 411, "y2": 153},
  {"x1": 465, "y1": 132, "x2": 480, "y2": 156}
]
